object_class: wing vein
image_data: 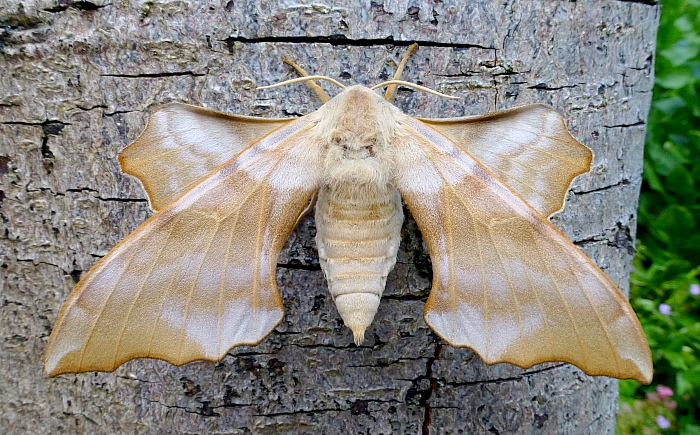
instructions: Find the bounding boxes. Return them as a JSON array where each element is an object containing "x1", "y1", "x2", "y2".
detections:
[
  {"x1": 443, "y1": 189, "x2": 457, "y2": 339},
  {"x1": 176, "y1": 220, "x2": 221, "y2": 362},
  {"x1": 470, "y1": 129, "x2": 585, "y2": 164},
  {"x1": 444, "y1": 187, "x2": 490, "y2": 357},
  {"x1": 239, "y1": 148, "x2": 289, "y2": 338},
  {"x1": 521, "y1": 251, "x2": 555, "y2": 359},
  {"x1": 113, "y1": 220, "x2": 178, "y2": 365},
  {"x1": 563, "y1": 251, "x2": 622, "y2": 374},
  {"x1": 217, "y1": 211, "x2": 239, "y2": 357},
  {"x1": 483, "y1": 217, "x2": 527, "y2": 364},
  {"x1": 252, "y1": 182, "x2": 272, "y2": 335},
  {"x1": 472, "y1": 144, "x2": 579, "y2": 171},
  {"x1": 429, "y1": 131, "x2": 589, "y2": 364},
  {"x1": 77, "y1": 247, "x2": 140, "y2": 371},
  {"x1": 145, "y1": 239, "x2": 191, "y2": 357},
  {"x1": 144, "y1": 152, "x2": 236, "y2": 184},
  {"x1": 530, "y1": 228, "x2": 589, "y2": 367},
  {"x1": 141, "y1": 120, "x2": 309, "y2": 186},
  {"x1": 471, "y1": 146, "x2": 582, "y2": 189},
  {"x1": 171, "y1": 139, "x2": 285, "y2": 357},
  {"x1": 130, "y1": 127, "x2": 221, "y2": 163},
  {"x1": 424, "y1": 151, "x2": 489, "y2": 356},
  {"x1": 135, "y1": 113, "x2": 288, "y2": 163}
]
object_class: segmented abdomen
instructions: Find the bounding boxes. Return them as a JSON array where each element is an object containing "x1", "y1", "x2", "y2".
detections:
[{"x1": 315, "y1": 184, "x2": 404, "y2": 343}]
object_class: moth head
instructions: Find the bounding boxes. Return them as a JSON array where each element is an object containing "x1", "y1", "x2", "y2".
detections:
[
  {"x1": 316, "y1": 86, "x2": 401, "y2": 188},
  {"x1": 330, "y1": 132, "x2": 378, "y2": 159}
]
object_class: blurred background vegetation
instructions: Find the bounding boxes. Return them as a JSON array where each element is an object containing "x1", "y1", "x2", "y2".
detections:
[{"x1": 616, "y1": 0, "x2": 700, "y2": 434}]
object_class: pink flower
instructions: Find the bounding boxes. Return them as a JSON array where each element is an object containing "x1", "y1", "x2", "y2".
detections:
[
  {"x1": 656, "y1": 385, "x2": 674, "y2": 399},
  {"x1": 690, "y1": 283, "x2": 700, "y2": 296},
  {"x1": 656, "y1": 415, "x2": 671, "y2": 429},
  {"x1": 658, "y1": 303, "x2": 671, "y2": 315}
]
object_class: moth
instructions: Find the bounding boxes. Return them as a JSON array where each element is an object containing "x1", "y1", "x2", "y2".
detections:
[{"x1": 45, "y1": 46, "x2": 652, "y2": 384}]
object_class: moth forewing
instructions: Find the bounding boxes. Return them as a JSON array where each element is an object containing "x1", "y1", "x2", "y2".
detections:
[
  {"x1": 118, "y1": 103, "x2": 294, "y2": 211},
  {"x1": 418, "y1": 104, "x2": 593, "y2": 218}
]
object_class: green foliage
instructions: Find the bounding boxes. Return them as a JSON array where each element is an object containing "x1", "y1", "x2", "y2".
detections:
[{"x1": 618, "y1": 0, "x2": 700, "y2": 433}]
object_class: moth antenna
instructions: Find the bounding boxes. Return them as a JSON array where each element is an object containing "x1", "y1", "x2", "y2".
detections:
[
  {"x1": 385, "y1": 43, "x2": 419, "y2": 103},
  {"x1": 258, "y1": 76, "x2": 346, "y2": 91},
  {"x1": 283, "y1": 59, "x2": 331, "y2": 103},
  {"x1": 371, "y1": 80, "x2": 459, "y2": 100}
]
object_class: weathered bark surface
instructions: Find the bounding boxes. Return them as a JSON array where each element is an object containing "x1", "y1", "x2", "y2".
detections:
[{"x1": 0, "y1": 1, "x2": 658, "y2": 433}]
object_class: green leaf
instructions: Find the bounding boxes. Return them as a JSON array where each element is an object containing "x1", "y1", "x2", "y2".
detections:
[
  {"x1": 619, "y1": 379, "x2": 642, "y2": 401},
  {"x1": 634, "y1": 298, "x2": 657, "y2": 313},
  {"x1": 643, "y1": 160, "x2": 667, "y2": 193},
  {"x1": 656, "y1": 70, "x2": 693, "y2": 89},
  {"x1": 674, "y1": 15, "x2": 697, "y2": 34},
  {"x1": 664, "y1": 139, "x2": 692, "y2": 164},
  {"x1": 652, "y1": 96, "x2": 687, "y2": 117},
  {"x1": 646, "y1": 258, "x2": 693, "y2": 286},
  {"x1": 675, "y1": 369, "x2": 699, "y2": 396},
  {"x1": 665, "y1": 166, "x2": 696, "y2": 198},
  {"x1": 665, "y1": 351, "x2": 689, "y2": 371},
  {"x1": 681, "y1": 424, "x2": 700, "y2": 435},
  {"x1": 661, "y1": 39, "x2": 700, "y2": 66},
  {"x1": 649, "y1": 205, "x2": 695, "y2": 245},
  {"x1": 646, "y1": 141, "x2": 683, "y2": 175}
]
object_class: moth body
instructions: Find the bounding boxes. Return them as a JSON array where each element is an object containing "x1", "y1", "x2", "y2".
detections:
[{"x1": 314, "y1": 86, "x2": 404, "y2": 344}]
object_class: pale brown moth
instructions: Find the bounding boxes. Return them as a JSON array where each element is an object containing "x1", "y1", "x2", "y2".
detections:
[{"x1": 45, "y1": 45, "x2": 652, "y2": 383}]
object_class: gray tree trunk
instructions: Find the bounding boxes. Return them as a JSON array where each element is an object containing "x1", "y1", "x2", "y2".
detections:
[{"x1": 0, "y1": 1, "x2": 658, "y2": 433}]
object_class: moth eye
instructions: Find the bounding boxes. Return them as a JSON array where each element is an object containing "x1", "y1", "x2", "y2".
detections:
[
  {"x1": 342, "y1": 145, "x2": 348, "y2": 151},
  {"x1": 365, "y1": 145, "x2": 375, "y2": 157}
]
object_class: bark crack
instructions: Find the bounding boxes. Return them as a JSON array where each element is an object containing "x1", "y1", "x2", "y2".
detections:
[
  {"x1": 147, "y1": 398, "x2": 224, "y2": 417},
  {"x1": 17, "y1": 258, "x2": 64, "y2": 271},
  {"x1": 43, "y1": 1, "x2": 111, "y2": 13},
  {"x1": 575, "y1": 222, "x2": 636, "y2": 255},
  {"x1": 254, "y1": 398, "x2": 404, "y2": 418},
  {"x1": 422, "y1": 341, "x2": 442, "y2": 435},
  {"x1": 602, "y1": 120, "x2": 645, "y2": 128},
  {"x1": 348, "y1": 355, "x2": 428, "y2": 368},
  {"x1": 528, "y1": 83, "x2": 580, "y2": 91},
  {"x1": 100, "y1": 71, "x2": 205, "y2": 78},
  {"x1": 615, "y1": 0, "x2": 657, "y2": 5},
  {"x1": 60, "y1": 187, "x2": 149, "y2": 203},
  {"x1": 1, "y1": 120, "x2": 69, "y2": 126},
  {"x1": 276, "y1": 262, "x2": 321, "y2": 271},
  {"x1": 382, "y1": 292, "x2": 429, "y2": 301},
  {"x1": 288, "y1": 342, "x2": 360, "y2": 350},
  {"x1": 442, "y1": 363, "x2": 568, "y2": 388},
  {"x1": 255, "y1": 407, "x2": 341, "y2": 417},
  {"x1": 400, "y1": 338, "x2": 443, "y2": 435},
  {"x1": 578, "y1": 178, "x2": 635, "y2": 195},
  {"x1": 222, "y1": 36, "x2": 494, "y2": 52}
]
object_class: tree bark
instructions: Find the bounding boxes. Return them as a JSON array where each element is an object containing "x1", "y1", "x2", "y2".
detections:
[{"x1": 0, "y1": 1, "x2": 658, "y2": 433}]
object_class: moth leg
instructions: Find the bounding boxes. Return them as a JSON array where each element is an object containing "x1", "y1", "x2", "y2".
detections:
[
  {"x1": 294, "y1": 190, "x2": 318, "y2": 228},
  {"x1": 384, "y1": 43, "x2": 419, "y2": 103},
  {"x1": 283, "y1": 59, "x2": 331, "y2": 103}
]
